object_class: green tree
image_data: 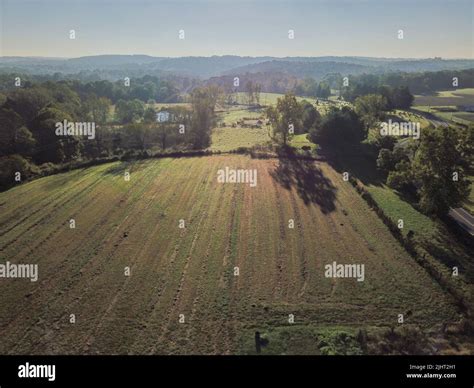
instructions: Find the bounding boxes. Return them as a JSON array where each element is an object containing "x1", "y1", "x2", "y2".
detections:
[
  {"x1": 143, "y1": 106, "x2": 157, "y2": 123},
  {"x1": 115, "y1": 99, "x2": 145, "y2": 124},
  {"x1": 188, "y1": 87, "x2": 218, "y2": 149},
  {"x1": 4, "y1": 87, "x2": 51, "y2": 123},
  {"x1": 308, "y1": 106, "x2": 365, "y2": 147},
  {"x1": 0, "y1": 108, "x2": 36, "y2": 156},
  {"x1": 30, "y1": 106, "x2": 77, "y2": 164},
  {"x1": 0, "y1": 154, "x2": 35, "y2": 189},
  {"x1": 316, "y1": 82, "x2": 331, "y2": 99},
  {"x1": 392, "y1": 86, "x2": 414, "y2": 109},
  {"x1": 354, "y1": 94, "x2": 388, "y2": 129},
  {"x1": 266, "y1": 93, "x2": 303, "y2": 145},
  {"x1": 412, "y1": 126, "x2": 471, "y2": 215},
  {"x1": 377, "y1": 147, "x2": 409, "y2": 173},
  {"x1": 300, "y1": 100, "x2": 321, "y2": 133}
]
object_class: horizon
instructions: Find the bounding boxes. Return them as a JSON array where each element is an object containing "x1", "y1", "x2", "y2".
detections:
[
  {"x1": 1, "y1": 54, "x2": 472, "y2": 60},
  {"x1": 1, "y1": 0, "x2": 472, "y2": 58}
]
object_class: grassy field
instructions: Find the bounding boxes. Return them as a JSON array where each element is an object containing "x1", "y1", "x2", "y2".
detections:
[
  {"x1": 210, "y1": 126, "x2": 271, "y2": 152},
  {"x1": 233, "y1": 92, "x2": 318, "y2": 106},
  {"x1": 414, "y1": 88, "x2": 474, "y2": 107},
  {"x1": 0, "y1": 155, "x2": 460, "y2": 354},
  {"x1": 413, "y1": 105, "x2": 474, "y2": 124},
  {"x1": 290, "y1": 133, "x2": 317, "y2": 152}
]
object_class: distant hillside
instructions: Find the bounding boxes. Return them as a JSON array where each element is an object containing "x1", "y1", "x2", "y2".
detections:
[
  {"x1": 205, "y1": 72, "x2": 299, "y2": 94},
  {"x1": 226, "y1": 59, "x2": 474, "y2": 80},
  {"x1": 224, "y1": 60, "x2": 372, "y2": 79},
  {"x1": 0, "y1": 55, "x2": 472, "y2": 80}
]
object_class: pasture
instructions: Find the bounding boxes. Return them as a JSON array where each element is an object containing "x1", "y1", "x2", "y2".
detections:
[{"x1": 0, "y1": 155, "x2": 458, "y2": 354}]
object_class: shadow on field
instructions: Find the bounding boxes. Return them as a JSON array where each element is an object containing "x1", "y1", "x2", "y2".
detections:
[
  {"x1": 271, "y1": 147, "x2": 337, "y2": 213},
  {"x1": 101, "y1": 160, "x2": 147, "y2": 177},
  {"x1": 324, "y1": 143, "x2": 385, "y2": 187},
  {"x1": 419, "y1": 229, "x2": 474, "y2": 283}
]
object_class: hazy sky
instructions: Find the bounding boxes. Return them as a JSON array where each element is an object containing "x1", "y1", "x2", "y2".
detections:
[{"x1": 1, "y1": 0, "x2": 472, "y2": 58}]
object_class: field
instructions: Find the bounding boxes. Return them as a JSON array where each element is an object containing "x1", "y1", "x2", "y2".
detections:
[
  {"x1": 413, "y1": 88, "x2": 474, "y2": 107},
  {"x1": 413, "y1": 88, "x2": 474, "y2": 124},
  {"x1": 210, "y1": 126, "x2": 270, "y2": 152},
  {"x1": 0, "y1": 155, "x2": 459, "y2": 354},
  {"x1": 233, "y1": 92, "x2": 317, "y2": 106}
]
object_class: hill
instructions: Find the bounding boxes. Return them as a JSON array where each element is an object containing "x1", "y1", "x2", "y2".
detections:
[{"x1": 1, "y1": 55, "x2": 473, "y2": 80}]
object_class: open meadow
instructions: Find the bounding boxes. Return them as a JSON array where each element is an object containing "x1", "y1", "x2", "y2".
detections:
[{"x1": 0, "y1": 155, "x2": 461, "y2": 354}]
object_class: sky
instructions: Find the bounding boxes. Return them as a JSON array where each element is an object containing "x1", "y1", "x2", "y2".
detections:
[{"x1": 0, "y1": 0, "x2": 472, "y2": 58}]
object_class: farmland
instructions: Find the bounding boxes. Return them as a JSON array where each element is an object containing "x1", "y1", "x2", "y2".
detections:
[
  {"x1": 413, "y1": 88, "x2": 474, "y2": 107},
  {"x1": 0, "y1": 155, "x2": 460, "y2": 354},
  {"x1": 412, "y1": 88, "x2": 474, "y2": 124}
]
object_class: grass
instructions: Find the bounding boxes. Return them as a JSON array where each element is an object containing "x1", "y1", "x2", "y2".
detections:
[
  {"x1": 210, "y1": 126, "x2": 271, "y2": 152},
  {"x1": 0, "y1": 155, "x2": 459, "y2": 354},
  {"x1": 413, "y1": 105, "x2": 474, "y2": 124},
  {"x1": 290, "y1": 133, "x2": 317, "y2": 152},
  {"x1": 366, "y1": 184, "x2": 437, "y2": 240},
  {"x1": 414, "y1": 88, "x2": 474, "y2": 107},
  {"x1": 237, "y1": 325, "x2": 363, "y2": 355},
  {"x1": 233, "y1": 92, "x2": 318, "y2": 106},
  {"x1": 152, "y1": 102, "x2": 190, "y2": 110},
  {"x1": 465, "y1": 179, "x2": 474, "y2": 214},
  {"x1": 216, "y1": 106, "x2": 264, "y2": 124},
  {"x1": 332, "y1": 147, "x2": 474, "y2": 287}
]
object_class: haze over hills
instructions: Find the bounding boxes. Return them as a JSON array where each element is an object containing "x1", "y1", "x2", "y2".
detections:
[{"x1": 0, "y1": 55, "x2": 473, "y2": 80}]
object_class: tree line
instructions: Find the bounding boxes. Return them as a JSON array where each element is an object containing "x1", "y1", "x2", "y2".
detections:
[
  {"x1": 266, "y1": 93, "x2": 473, "y2": 217},
  {"x1": 0, "y1": 80, "x2": 219, "y2": 189}
]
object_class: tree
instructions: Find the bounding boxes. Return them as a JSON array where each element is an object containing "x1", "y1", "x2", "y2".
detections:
[
  {"x1": 30, "y1": 106, "x2": 78, "y2": 164},
  {"x1": 82, "y1": 95, "x2": 111, "y2": 124},
  {"x1": 316, "y1": 82, "x2": 331, "y2": 99},
  {"x1": 354, "y1": 94, "x2": 388, "y2": 129},
  {"x1": 143, "y1": 106, "x2": 157, "y2": 123},
  {"x1": 254, "y1": 83, "x2": 261, "y2": 106},
  {"x1": 0, "y1": 108, "x2": 35, "y2": 156},
  {"x1": 245, "y1": 81, "x2": 255, "y2": 106},
  {"x1": 189, "y1": 87, "x2": 217, "y2": 149},
  {"x1": 115, "y1": 99, "x2": 145, "y2": 124},
  {"x1": 377, "y1": 146, "x2": 409, "y2": 172},
  {"x1": 387, "y1": 160, "x2": 414, "y2": 191},
  {"x1": 300, "y1": 100, "x2": 321, "y2": 133},
  {"x1": 392, "y1": 86, "x2": 414, "y2": 109},
  {"x1": 308, "y1": 106, "x2": 365, "y2": 147},
  {"x1": 123, "y1": 123, "x2": 151, "y2": 150},
  {"x1": 266, "y1": 93, "x2": 303, "y2": 146},
  {"x1": 0, "y1": 154, "x2": 35, "y2": 189},
  {"x1": 4, "y1": 87, "x2": 51, "y2": 123},
  {"x1": 412, "y1": 126, "x2": 471, "y2": 215}
]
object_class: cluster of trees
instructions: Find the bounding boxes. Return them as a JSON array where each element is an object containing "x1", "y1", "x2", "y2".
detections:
[
  {"x1": 353, "y1": 94, "x2": 389, "y2": 129},
  {"x1": 342, "y1": 79, "x2": 414, "y2": 110},
  {"x1": 206, "y1": 73, "x2": 299, "y2": 96},
  {"x1": 266, "y1": 95, "x2": 321, "y2": 145},
  {"x1": 0, "y1": 80, "x2": 219, "y2": 189},
  {"x1": 71, "y1": 76, "x2": 180, "y2": 103},
  {"x1": 267, "y1": 92, "x2": 473, "y2": 217},
  {"x1": 308, "y1": 106, "x2": 365, "y2": 146},
  {"x1": 244, "y1": 81, "x2": 262, "y2": 106},
  {"x1": 294, "y1": 79, "x2": 331, "y2": 99},
  {"x1": 376, "y1": 125, "x2": 473, "y2": 216},
  {"x1": 341, "y1": 69, "x2": 474, "y2": 95},
  {"x1": 266, "y1": 94, "x2": 364, "y2": 147}
]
